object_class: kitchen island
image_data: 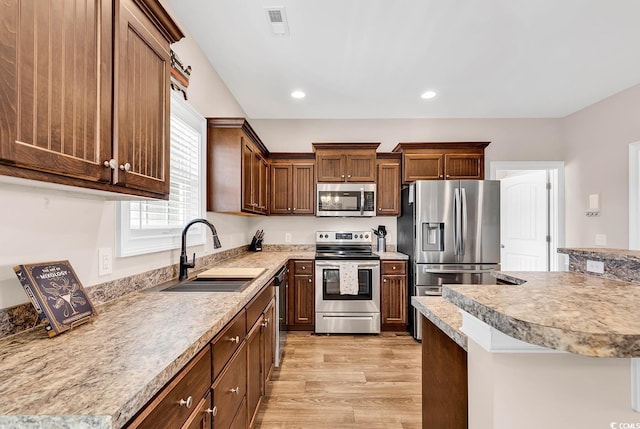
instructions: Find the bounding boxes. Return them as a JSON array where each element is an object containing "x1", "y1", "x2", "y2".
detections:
[
  {"x1": 0, "y1": 251, "x2": 313, "y2": 429},
  {"x1": 413, "y1": 269, "x2": 640, "y2": 429}
]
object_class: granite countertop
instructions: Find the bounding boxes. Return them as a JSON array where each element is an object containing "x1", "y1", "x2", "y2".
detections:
[
  {"x1": 411, "y1": 296, "x2": 467, "y2": 350},
  {"x1": 443, "y1": 271, "x2": 640, "y2": 358},
  {"x1": 0, "y1": 251, "x2": 314, "y2": 429},
  {"x1": 375, "y1": 251, "x2": 408, "y2": 260},
  {"x1": 558, "y1": 247, "x2": 640, "y2": 261}
]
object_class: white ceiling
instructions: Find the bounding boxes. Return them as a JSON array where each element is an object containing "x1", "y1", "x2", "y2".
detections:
[{"x1": 166, "y1": 0, "x2": 640, "y2": 119}]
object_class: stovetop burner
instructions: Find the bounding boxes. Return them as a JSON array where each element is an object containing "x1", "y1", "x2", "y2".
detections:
[{"x1": 315, "y1": 231, "x2": 379, "y2": 260}]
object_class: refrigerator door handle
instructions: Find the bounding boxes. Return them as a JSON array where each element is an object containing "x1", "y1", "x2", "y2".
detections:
[
  {"x1": 461, "y1": 187, "x2": 467, "y2": 257},
  {"x1": 453, "y1": 188, "x2": 461, "y2": 256}
]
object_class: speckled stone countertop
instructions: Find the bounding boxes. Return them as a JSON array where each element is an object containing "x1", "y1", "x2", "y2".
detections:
[
  {"x1": 0, "y1": 251, "x2": 314, "y2": 429},
  {"x1": 375, "y1": 251, "x2": 408, "y2": 260},
  {"x1": 443, "y1": 271, "x2": 640, "y2": 357},
  {"x1": 558, "y1": 247, "x2": 640, "y2": 261},
  {"x1": 411, "y1": 296, "x2": 466, "y2": 351}
]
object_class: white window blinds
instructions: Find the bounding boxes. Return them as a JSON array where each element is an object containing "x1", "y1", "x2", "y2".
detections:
[{"x1": 116, "y1": 94, "x2": 205, "y2": 257}]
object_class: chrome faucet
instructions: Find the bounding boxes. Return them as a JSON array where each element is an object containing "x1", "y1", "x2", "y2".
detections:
[{"x1": 179, "y1": 218, "x2": 222, "y2": 280}]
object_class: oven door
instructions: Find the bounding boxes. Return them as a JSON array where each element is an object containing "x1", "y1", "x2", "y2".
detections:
[{"x1": 315, "y1": 260, "x2": 380, "y2": 313}]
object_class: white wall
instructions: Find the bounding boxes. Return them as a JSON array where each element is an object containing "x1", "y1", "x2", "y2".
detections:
[
  {"x1": 0, "y1": 21, "x2": 250, "y2": 309},
  {"x1": 563, "y1": 83, "x2": 640, "y2": 248}
]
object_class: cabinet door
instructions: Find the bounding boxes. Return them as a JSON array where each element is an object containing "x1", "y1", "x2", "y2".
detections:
[
  {"x1": 262, "y1": 299, "x2": 276, "y2": 384},
  {"x1": 346, "y1": 153, "x2": 376, "y2": 182},
  {"x1": 376, "y1": 160, "x2": 400, "y2": 216},
  {"x1": 270, "y1": 163, "x2": 292, "y2": 214},
  {"x1": 403, "y1": 153, "x2": 444, "y2": 183},
  {"x1": 293, "y1": 274, "x2": 314, "y2": 325},
  {"x1": 444, "y1": 153, "x2": 484, "y2": 179},
  {"x1": 292, "y1": 162, "x2": 315, "y2": 214},
  {"x1": 242, "y1": 140, "x2": 255, "y2": 212},
  {"x1": 246, "y1": 320, "x2": 262, "y2": 427},
  {"x1": 116, "y1": 0, "x2": 171, "y2": 196},
  {"x1": 0, "y1": 0, "x2": 112, "y2": 183},
  {"x1": 381, "y1": 275, "x2": 407, "y2": 328},
  {"x1": 316, "y1": 151, "x2": 345, "y2": 182},
  {"x1": 183, "y1": 393, "x2": 212, "y2": 429}
]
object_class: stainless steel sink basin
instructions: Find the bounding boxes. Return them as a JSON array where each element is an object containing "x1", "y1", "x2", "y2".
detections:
[{"x1": 160, "y1": 278, "x2": 252, "y2": 293}]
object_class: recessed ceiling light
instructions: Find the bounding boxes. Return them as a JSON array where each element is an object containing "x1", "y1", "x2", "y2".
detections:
[
  {"x1": 291, "y1": 90, "x2": 306, "y2": 99},
  {"x1": 421, "y1": 90, "x2": 437, "y2": 99}
]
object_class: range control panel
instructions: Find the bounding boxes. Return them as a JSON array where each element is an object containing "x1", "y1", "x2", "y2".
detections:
[{"x1": 316, "y1": 231, "x2": 372, "y2": 244}]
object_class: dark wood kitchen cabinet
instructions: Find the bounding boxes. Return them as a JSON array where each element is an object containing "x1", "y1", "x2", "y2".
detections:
[
  {"x1": 270, "y1": 153, "x2": 315, "y2": 215},
  {"x1": 393, "y1": 142, "x2": 489, "y2": 184},
  {"x1": 126, "y1": 346, "x2": 212, "y2": 429},
  {"x1": 313, "y1": 143, "x2": 379, "y2": 182},
  {"x1": 376, "y1": 154, "x2": 401, "y2": 216},
  {"x1": 381, "y1": 261, "x2": 408, "y2": 331},
  {"x1": 0, "y1": 0, "x2": 183, "y2": 199},
  {"x1": 208, "y1": 118, "x2": 269, "y2": 215},
  {"x1": 287, "y1": 260, "x2": 315, "y2": 330},
  {"x1": 246, "y1": 285, "x2": 275, "y2": 427}
]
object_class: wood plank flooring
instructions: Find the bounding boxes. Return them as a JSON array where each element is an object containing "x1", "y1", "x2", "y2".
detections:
[{"x1": 254, "y1": 332, "x2": 422, "y2": 429}]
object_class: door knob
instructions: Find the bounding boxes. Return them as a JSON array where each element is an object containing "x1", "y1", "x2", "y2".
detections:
[
  {"x1": 119, "y1": 162, "x2": 131, "y2": 172},
  {"x1": 103, "y1": 159, "x2": 116, "y2": 170}
]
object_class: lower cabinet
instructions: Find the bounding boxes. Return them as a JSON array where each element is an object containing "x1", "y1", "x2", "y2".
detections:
[
  {"x1": 381, "y1": 261, "x2": 408, "y2": 331},
  {"x1": 287, "y1": 260, "x2": 315, "y2": 330},
  {"x1": 126, "y1": 346, "x2": 212, "y2": 429},
  {"x1": 127, "y1": 281, "x2": 277, "y2": 429}
]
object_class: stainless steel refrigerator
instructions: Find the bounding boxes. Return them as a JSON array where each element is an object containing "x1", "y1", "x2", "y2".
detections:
[{"x1": 397, "y1": 180, "x2": 500, "y2": 340}]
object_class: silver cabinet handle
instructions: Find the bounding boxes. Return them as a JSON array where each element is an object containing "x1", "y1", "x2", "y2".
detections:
[
  {"x1": 205, "y1": 406, "x2": 218, "y2": 416},
  {"x1": 341, "y1": 174, "x2": 345, "y2": 179},
  {"x1": 383, "y1": 278, "x2": 387, "y2": 283},
  {"x1": 288, "y1": 207, "x2": 291, "y2": 210},
  {"x1": 179, "y1": 396, "x2": 193, "y2": 408},
  {"x1": 230, "y1": 387, "x2": 240, "y2": 395},
  {"x1": 261, "y1": 318, "x2": 269, "y2": 327},
  {"x1": 229, "y1": 335, "x2": 240, "y2": 343},
  {"x1": 103, "y1": 159, "x2": 116, "y2": 170},
  {"x1": 392, "y1": 266, "x2": 397, "y2": 270},
  {"x1": 119, "y1": 162, "x2": 131, "y2": 172},
  {"x1": 301, "y1": 266, "x2": 306, "y2": 270},
  {"x1": 308, "y1": 278, "x2": 312, "y2": 283}
]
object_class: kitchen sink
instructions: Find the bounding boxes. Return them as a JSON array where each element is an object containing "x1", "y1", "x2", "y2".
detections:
[{"x1": 159, "y1": 278, "x2": 252, "y2": 293}]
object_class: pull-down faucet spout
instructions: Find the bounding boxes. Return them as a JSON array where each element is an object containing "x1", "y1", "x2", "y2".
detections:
[{"x1": 179, "y1": 218, "x2": 222, "y2": 281}]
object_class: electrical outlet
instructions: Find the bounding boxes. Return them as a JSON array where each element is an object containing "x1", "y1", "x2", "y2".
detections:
[
  {"x1": 285, "y1": 233, "x2": 292, "y2": 243},
  {"x1": 595, "y1": 234, "x2": 607, "y2": 246},
  {"x1": 98, "y1": 247, "x2": 113, "y2": 276},
  {"x1": 586, "y1": 260, "x2": 604, "y2": 274}
]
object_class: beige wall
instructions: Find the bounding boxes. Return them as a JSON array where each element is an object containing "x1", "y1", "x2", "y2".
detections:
[
  {"x1": 563, "y1": 84, "x2": 640, "y2": 248},
  {"x1": 0, "y1": 22, "x2": 250, "y2": 309}
]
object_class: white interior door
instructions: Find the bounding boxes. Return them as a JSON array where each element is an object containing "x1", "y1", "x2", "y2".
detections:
[{"x1": 500, "y1": 170, "x2": 549, "y2": 271}]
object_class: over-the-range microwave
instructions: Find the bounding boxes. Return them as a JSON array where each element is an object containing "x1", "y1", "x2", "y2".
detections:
[{"x1": 316, "y1": 183, "x2": 376, "y2": 217}]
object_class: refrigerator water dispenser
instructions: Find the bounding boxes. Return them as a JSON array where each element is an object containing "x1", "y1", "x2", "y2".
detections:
[{"x1": 422, "y1": 222, "x2": 444, "y2": 251}]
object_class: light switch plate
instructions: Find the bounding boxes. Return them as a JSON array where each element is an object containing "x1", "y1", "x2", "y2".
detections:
[
  {"x1": 595, "y1": 234, "x2": 607, "y2": 246},
  {"x1": 285, "y1": 233, "x2": 292, "y2": 243},
  {"x1": 586, "y1": 260, "x2": 604, "y2": 274}
]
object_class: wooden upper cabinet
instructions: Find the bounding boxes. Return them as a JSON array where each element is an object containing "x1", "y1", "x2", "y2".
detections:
[
  {"x1": 0, "y1": 0, "x2": 183, "y2": 199},
  {"x1": 0, "y1": 0, "x2": 113, "y2": 184},
  {"x1": 270, "y1": 154, "x2": 315, "y2": 215},
  {"x1": 207, "y1": 118, "x2": 269, "y2": 215},
  {"x1": 313, "y1": 143, "x2": 379, "y2": 182},
  {"x1": 376, "y1": 154, "x2": 401, "y2": 216},
  {"x1": 393, "y1": 142, "x2": 489, "y2": 184},
  {"x1": 115, "y1": 0, "x2": 172, "y2": 195}
]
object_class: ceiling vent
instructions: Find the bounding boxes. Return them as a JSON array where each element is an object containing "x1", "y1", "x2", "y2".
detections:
[{"x1": 265, "y1": 7, "x2": 289, "y2": 36}]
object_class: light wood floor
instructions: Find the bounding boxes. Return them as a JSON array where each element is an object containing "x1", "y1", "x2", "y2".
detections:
[{"x1": 254, "y1": 332, "x2": 422, "y2": 429}]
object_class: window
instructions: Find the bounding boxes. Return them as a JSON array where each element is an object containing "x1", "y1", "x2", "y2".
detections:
[{"x1": 116, "y1": 93, "x2": 206, "y2": 257}]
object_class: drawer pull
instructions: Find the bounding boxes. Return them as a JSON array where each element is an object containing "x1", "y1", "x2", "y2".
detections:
[
  {"x1": 230, "y1": 386, "x2": 240, "y2": 395},
  {"x1": 229, "y1": 335, "x2": 240, "y2": 344},
  {"x1": 179, "y1": 396, "x2": 193, "y2": 409},
  {"x1": 393, "y1": 266, "x2": 397, "y2": 270},
  {"x1": 301, "y1": 266, "x2": 306, "y2": 270},
  {"x1": 205, "y1": 406, "x2": 218, "y2": 416}
]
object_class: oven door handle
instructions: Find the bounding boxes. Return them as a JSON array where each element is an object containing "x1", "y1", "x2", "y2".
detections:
[{"x1": 315, "y1": 262, "x2": 342, "y2": 269}]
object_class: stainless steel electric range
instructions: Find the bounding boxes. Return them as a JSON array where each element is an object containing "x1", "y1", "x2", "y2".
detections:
[{"x1": 314, "y1": 231, "x2": 381, "y2": 334}]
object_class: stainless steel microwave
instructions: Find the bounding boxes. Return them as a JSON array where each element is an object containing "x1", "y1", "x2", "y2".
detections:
[{"x1": 316, "y1": 183, "x2": 376, "y2": 217}]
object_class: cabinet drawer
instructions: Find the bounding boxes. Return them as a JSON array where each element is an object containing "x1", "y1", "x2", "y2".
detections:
[
  {"x1": 382, "y1": 261, "x2": 406, "y2": 275},
  {"x1": 127, "y1": 346, "x2": 211, "y2": 429},
  {"x1": 294, "y1": 260, "x2": 313, "y2": 275},
  {"x1": 229, "y1": 397, "x2": 247, "y2": 429},
  {"x1": 213, "y1": 342, "x2": 247, "y2": 429},
  {"x1": 246, "y1": 282, "x2": 275, "y2": 328},
  {"x1": 182, "y1": 392, "x2": 212, "y2": 429},
  {"x1": 212, "y1": 310, "x2": 246, "y2": 379}
]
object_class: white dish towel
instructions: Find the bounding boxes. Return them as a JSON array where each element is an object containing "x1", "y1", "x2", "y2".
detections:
[{"x1": 339, "y1": 262, "x2": 359, "y2": 295}]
